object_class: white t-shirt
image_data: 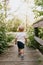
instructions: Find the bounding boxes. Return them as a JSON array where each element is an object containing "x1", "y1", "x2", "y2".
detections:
[{"x1": 16, "y1": 32, "x2": 27, "y2": 44}]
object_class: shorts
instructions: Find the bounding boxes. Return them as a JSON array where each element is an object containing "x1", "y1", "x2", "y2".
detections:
[{"x1": 17, "y1": 41, "x2": 24, "y2": 49}]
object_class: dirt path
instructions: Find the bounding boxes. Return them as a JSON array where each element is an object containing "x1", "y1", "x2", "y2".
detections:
[{"x1": 0, "y1": 44, "x2": 43, "y2": 65}]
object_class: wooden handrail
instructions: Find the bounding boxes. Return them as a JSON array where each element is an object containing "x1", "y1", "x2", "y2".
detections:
[{"x1": 34, "y1": 36, "x2": 43, "y2": 46}]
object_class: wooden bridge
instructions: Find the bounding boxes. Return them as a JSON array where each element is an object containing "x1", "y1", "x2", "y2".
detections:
[
  {"x1": 0, "y1": 18, "x2": 43, "y2": 65},
  {"x1": 0, "y1": 44, "x2": 43, "y2": 65}
]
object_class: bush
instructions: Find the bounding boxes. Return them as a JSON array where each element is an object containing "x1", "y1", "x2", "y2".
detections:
[
  {"x1": 28, "y1": 35, "x2": 40, "y2": 49},
  {"x1": 27, "y1": 27, "x2": 40, "y2": 49},
  {"x1": 38, "y1": 28, "x2": 43, "y2": 40},
  {"x1": 0, "y1": 22, "x2": 8, "y2": 53},
  {"x1": 6, "y1": 18, "x2": 22, "y2": 32},
  {"x1": 7, "y1": 34, "x2": 15, "y2": 43}
]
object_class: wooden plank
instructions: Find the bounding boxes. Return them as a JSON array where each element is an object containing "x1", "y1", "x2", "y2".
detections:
[
  {"x1": 33, "y1": 21, "x2": 43, "y2": 27},
  {"x1": 34, "y1": 36, "x2": 43, "y2": 45}
]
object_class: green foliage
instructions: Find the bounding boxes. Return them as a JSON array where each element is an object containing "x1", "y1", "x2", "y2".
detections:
[
  {"x1": 0, "y1": 0, "x2": 8, "y2": 53},
  {"x1": 12, "y1": 19, "x2": 21, "y2": 32},
  {"x1": 33, "y1": 0, "x2": 43, "y2": 18},
  {"x1": 0, "y1": 22, "x2": 8, "y2": 53},
  {"x1": 38, "y1": 28, "x2": 43, "y2": 40},
  {"x1": 27, "y1": 27, "x2": 34, "y2": 40},
  {"x1": 6, "y1": 18, "x2": 22, "y2": 32},
  {"x1": 7, "y1": 34, "x2": 15, "y2": 42},
  {"x1": 27, "y1": 27, "x2": 40, "y2": 49},
  {"x1": 33, "y1": 10, "x2": 43, "y2": 18},
  {"x1": 28, "y1": 35, "x2": 40, "y2": 49},
  {"x1": 0, "y1": 3, "x2": 2, "y2": 9},
  {"x1": 34, "y1": 0, "x2": 43, "y2": 7}
]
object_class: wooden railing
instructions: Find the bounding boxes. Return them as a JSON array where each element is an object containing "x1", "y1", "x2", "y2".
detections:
[
  {"x1": 34, "y1": 36, "x2": 43, "y2": 54},
  {"x1": 33, "y1": 19, "x2": 43, "y2": 54},
  {"x1": 34, "y1": 36, "x2": 43, "y2": 46}
]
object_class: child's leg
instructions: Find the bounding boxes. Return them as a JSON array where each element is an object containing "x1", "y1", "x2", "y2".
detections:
[
  {"x1": 18, "y1": 48, "x2": 21, "y2": 55},
  {"x1": 20, "y1": 49, "x2": 24, "y2": 60},
  {"x1": 20, "y1": 49, "x2": 24, "y2": 55},
  {"x1": 17, "y1": 42, "x2": 21, "y2": 56}
]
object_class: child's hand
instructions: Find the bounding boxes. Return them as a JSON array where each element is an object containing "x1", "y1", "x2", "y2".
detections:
[
  {"x1": 15, "y1": 42, "x2": 17, "y2": 45},
  {"x1": 15, "y1": 38, "x2": 17, "y2": 45}
]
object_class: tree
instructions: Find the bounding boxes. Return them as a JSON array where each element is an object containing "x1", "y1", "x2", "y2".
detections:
[
  {"x1": 0, "y1": 13, "x2": 7, "y2": 53},
  {"x1": 0, "y1": 0, "x2": 8, "y2": 53},
  {"x1": 34, "y1": 0, "x2": 43, "y2": 7},
  {"x1": 6, "y1": 17, "x2": 22, "y2": 32},
  {"x1": 12, "y1": 19, "x2": 22, "y2": 32},
  {"x1": 33, "y1": 10, "x2": 43, "y2": 18},
  {"x1": 33, "y1": 0, "x2": 43, "y2": 19}
]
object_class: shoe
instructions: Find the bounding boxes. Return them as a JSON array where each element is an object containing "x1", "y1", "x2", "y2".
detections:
[{"x1": 21, "y1": 55, "x2": 24, "y2": 60}]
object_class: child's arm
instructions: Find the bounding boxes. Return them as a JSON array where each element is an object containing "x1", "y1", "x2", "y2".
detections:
[
  {"x1": 15, "y1": 38, "x2": 17, "y2": 44},
  {"x1": 25, "y1": 38, "x2": 27, "y2": 43}
]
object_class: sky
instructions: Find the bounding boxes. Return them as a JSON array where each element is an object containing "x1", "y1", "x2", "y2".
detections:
[
  {"x1": 0, "y1": 0, "x2": 42, "y2": 25},
  {"x1": 7, "y1": 0, "x2": 35, "y2": 25}
]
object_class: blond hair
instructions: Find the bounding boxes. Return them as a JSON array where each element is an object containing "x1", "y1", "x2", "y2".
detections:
[{"x1": 18, "y1": 25, "x2": 24, "y2": 32}]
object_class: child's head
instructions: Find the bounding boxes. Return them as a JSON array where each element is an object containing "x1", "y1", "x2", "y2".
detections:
[{"x1": 18, "y1": 25, "x2": 24, "y2": 32}]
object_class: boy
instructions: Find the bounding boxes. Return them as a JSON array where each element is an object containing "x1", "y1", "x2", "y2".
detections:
[{"x1": 15, "y1": 25, "x2": 27, "y2": 60}]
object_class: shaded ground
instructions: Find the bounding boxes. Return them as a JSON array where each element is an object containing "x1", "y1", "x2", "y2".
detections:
[{"x1": 0, "y1": 44, "x2": 43, "y2": 65}]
